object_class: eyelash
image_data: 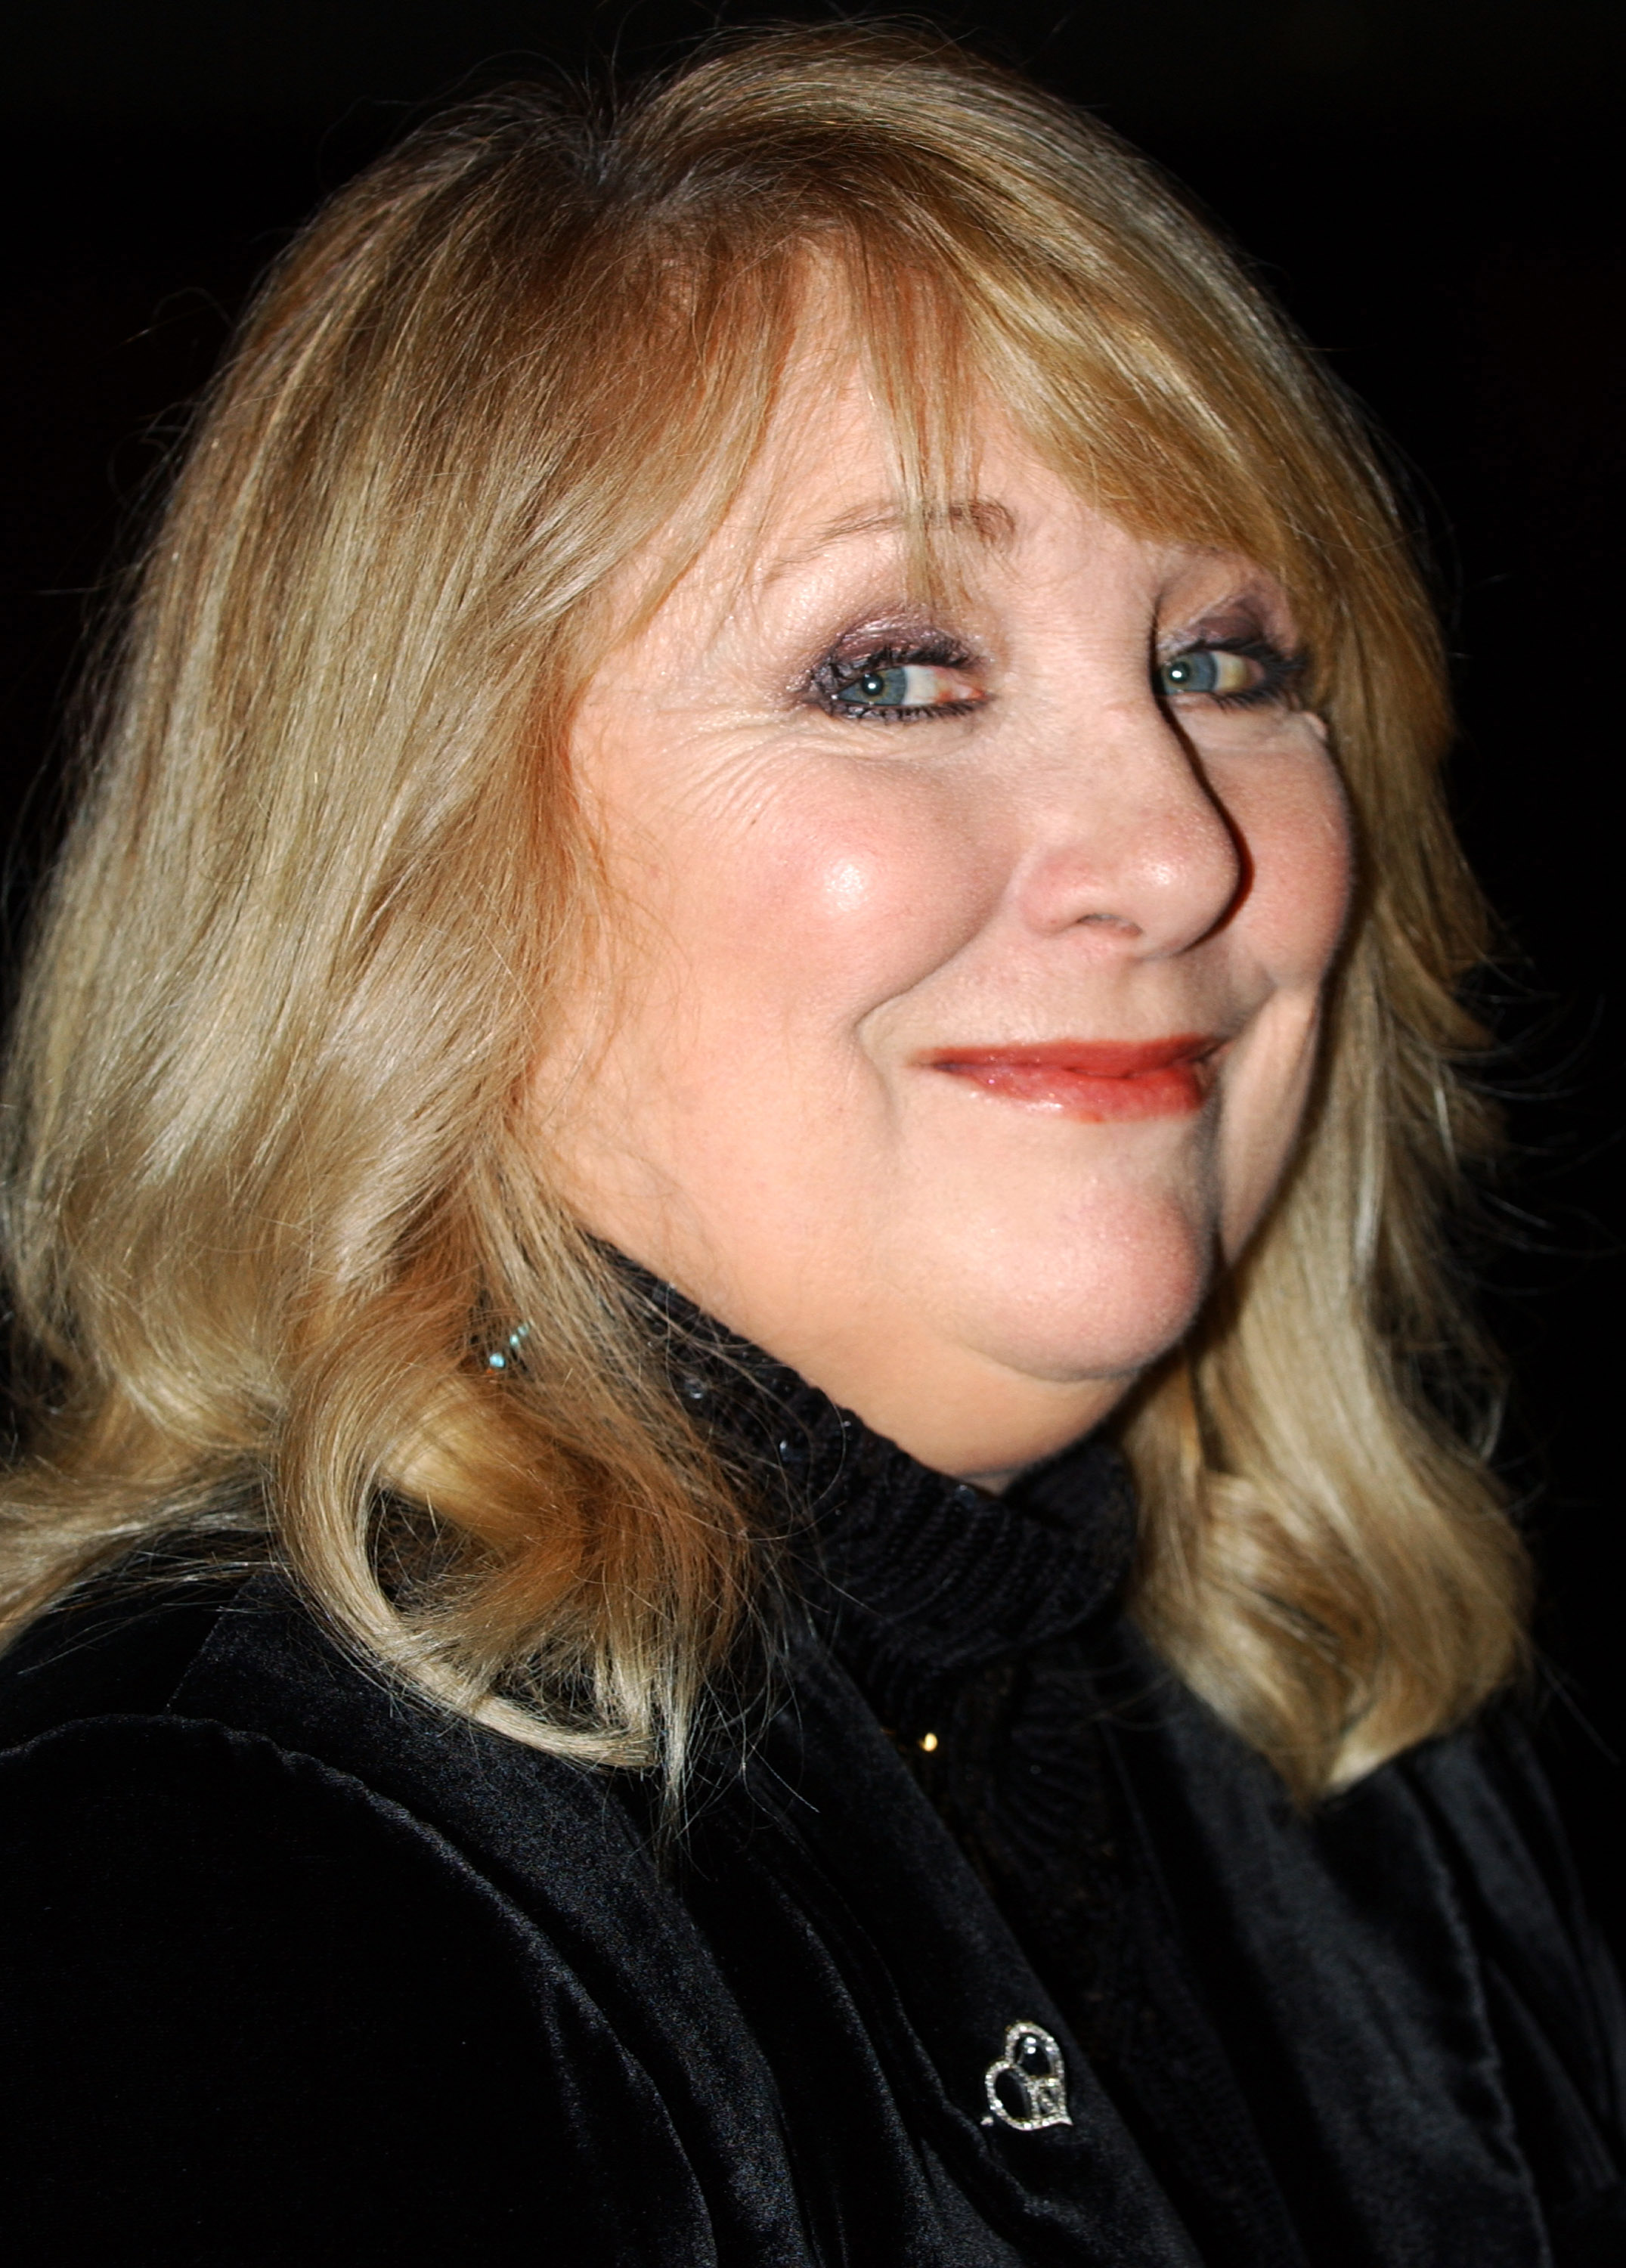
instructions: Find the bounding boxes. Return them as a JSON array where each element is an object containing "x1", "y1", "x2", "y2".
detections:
[{"x1": 808, "y1": 636, "x2": 983, "y2": 723}]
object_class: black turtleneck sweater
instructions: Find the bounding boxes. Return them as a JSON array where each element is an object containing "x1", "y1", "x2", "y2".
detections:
[{"x1": 2, "y1": 1302, "x2": 1622, "y2": 2266}]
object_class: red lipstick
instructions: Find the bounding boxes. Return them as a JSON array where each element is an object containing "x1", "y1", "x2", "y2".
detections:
[{"x1": 927, "y1": 1036, "x2": 1219, "y2": 1122}]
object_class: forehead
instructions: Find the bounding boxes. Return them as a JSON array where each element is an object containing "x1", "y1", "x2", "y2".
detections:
[
  {"x1": 652, "y1": 344, "x2": 1284, "y2": 638},
  {"x1": 588, "y1": 253, "x2": 1310, "y2": 677}
]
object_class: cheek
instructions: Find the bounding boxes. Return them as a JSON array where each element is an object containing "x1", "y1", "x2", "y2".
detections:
[
  {"x1": 1213, "y1": 753, "x2": 1354, "y2": 1247},
  {"x1": 646, "y1": 773, "x2": 1007, "y2": 1046},
  {"x1": 1233, "y1": 751, "x2": 1354, "y2": 984}
]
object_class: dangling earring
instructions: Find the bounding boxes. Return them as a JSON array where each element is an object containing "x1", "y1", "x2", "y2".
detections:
[{"x1": 484, "y1": 1321, "x2": 532, "y2": 1372}]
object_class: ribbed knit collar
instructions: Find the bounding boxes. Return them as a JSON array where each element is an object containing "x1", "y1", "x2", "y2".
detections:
[{"x1": 630, "y1": 1271, "x2": 1138, "y2": 1734}]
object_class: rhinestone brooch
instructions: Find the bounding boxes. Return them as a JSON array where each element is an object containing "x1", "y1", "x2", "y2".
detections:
[{"x1": 981, "y1": 2020, "x2": 1071, "y2": 2132}]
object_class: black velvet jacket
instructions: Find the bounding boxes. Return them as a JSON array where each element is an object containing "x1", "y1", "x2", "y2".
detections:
[{"x1": 2, "y1": 1309, "x2": 1623, "y2": 2265}]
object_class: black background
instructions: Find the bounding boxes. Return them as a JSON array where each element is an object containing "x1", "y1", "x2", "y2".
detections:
[{"x1": 4, "y1": 2, "x2": 1622, "y2": 1947}]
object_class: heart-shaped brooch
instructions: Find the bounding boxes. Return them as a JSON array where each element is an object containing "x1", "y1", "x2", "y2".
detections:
[{"x1": 980, "y1": 2019, "x2": 1072, "y2": 2131}]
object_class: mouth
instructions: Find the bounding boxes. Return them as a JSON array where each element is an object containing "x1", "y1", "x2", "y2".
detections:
[{"x1": 922, "y1": 1035, "x2": 1222, "y2": 1122}]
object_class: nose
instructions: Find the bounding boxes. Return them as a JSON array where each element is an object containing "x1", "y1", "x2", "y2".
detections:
[{"x1": 1011, "y1": 703, "x2": 1244, "y2": 957}]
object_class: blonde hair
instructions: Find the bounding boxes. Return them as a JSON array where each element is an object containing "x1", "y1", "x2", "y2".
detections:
[{"x1": 1, "y1": 24, "x2": 1525, "y2": 1799}]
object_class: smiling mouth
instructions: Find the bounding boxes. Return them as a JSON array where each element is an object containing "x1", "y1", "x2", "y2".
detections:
[{"x1": 924, "y1": 1036, "x2": 1222, "y2": 1121}]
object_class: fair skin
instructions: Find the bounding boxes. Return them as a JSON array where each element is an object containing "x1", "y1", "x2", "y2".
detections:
[{"x1": 537, "y1": 354, "x2": 1353, "y2": 1487}]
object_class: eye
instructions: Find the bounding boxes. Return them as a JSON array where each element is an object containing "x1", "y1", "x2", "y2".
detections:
[
  {"x1": 836, "y1": 661, "x2": 980, "y2": 713},
  {"x1": 1155, "y1": 639, "x2": 1302, "y2": 709},
  {"x1": 816, "y1": 643, "x2": 986, "y2": 722}
]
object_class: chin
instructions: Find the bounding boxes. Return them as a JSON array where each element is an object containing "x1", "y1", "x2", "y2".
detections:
[{"x1": 931, "y1": 1204, "x2": 1215, "y2": 1389}]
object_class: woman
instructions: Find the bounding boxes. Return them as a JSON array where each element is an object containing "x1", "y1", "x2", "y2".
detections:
[{"x1": 1, "y1": 24, "x2": 1620, "y2": 2263}]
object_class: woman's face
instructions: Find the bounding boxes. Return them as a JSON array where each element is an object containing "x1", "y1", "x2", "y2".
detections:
[{"x1": 539, "y1": 355, "x2": 1352, "y2": 1485}]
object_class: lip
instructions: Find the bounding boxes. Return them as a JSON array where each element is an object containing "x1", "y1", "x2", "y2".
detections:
[{"x1": 923, "y1": 1035, "x2": 1222, "y2": 1122}]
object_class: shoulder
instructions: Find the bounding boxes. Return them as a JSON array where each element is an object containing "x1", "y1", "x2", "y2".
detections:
[
  {"x1": 0, "y1": 1562, "x2": 752, "y2": 2025},
  {"x1": 0, "y1": 1573, "x2": 798, "y2": 2263},
  {"x1": 0, "y1": 1563, "x2": 652, "y2": 1870},
  {"x1": 1399, "y1": 1703, "x2": 1626, "y2": 2116},
  {"x1": 0, "y1": 1564, "x2": 650, "y2": 1902},
  {"x1": 0, "y1": 1713, "x2": 700, "y2": 2250}
]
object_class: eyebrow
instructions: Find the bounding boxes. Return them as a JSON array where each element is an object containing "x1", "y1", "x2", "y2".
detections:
[{"x1": 760, "y1": 497, "x2": 1017, "y2": 584}]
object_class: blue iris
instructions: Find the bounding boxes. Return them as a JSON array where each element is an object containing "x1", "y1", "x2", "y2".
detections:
[
  {"x1": 840, "y1": 665, "x2": 912, "y2": 708},
  {"x1": 1158, "y1": 650, "x2": 1223, "y2": 696}
]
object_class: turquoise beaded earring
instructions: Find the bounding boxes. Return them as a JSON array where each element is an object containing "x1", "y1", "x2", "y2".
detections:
[{"x1": 484, "y1": 1321, "x2": 532, "y2": 1372}]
